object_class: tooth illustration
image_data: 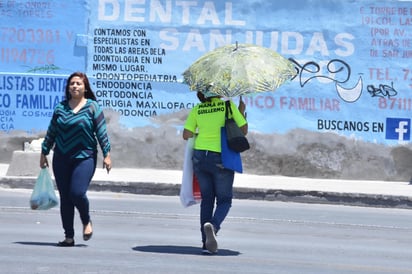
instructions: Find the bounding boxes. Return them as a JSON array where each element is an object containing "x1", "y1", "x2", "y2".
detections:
[{"x1": 336, "y1": 76, "x2": 363, "y2": 103}]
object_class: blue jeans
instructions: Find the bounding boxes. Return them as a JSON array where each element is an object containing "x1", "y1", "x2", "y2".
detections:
[
  {"x1": 192, "y1": 149, "x2": 234, "y2": 243},
  {"x1": 52, "y1": 152, "x2": 96, "y2": 238}
]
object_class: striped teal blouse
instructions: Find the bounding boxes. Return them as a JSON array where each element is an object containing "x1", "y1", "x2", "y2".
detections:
[{"x1": 42, "y1": 99, "x2": 111, "y2": 158}]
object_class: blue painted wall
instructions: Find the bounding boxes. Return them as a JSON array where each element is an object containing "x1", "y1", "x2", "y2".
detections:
[{"x1": 2, "y1": 0, "x2": 412, "y2": 144}]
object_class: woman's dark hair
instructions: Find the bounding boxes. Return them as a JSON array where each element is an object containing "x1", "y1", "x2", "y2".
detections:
[
  {"x1": 197, "y1": 92, "x2": 208, "y2": 103},
  {"x1": 65, "y1": 72, "x2": 97, "y2": 101},
  {"x1": 196, "y1": 91, "x2": 219, "y2": 103}
]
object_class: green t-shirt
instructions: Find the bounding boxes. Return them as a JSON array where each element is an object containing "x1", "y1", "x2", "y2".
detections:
[{"x1": 184, "y1": 97, "x2": 247, "y2": 152}]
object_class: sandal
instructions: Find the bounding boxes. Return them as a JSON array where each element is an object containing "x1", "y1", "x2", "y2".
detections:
[
  {"x1": 57, "y1": 238, "x2": 74, "y2": 247},
  {"x1": 83, "y1": 221, "x2": 93, "y2": 241}
]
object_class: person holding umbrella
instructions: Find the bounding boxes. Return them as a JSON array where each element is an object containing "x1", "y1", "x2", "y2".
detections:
[
  {"x1": 183, "y1": 92, "x2": 247, "y2": 254},
  {"x1": 182, "y1": 43, "x2": 295, "y2": 254}
]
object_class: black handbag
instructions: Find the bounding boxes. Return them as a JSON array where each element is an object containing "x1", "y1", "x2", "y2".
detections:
[{"x1": 224, "y1": 100, "x2": 250, "y2": 152}]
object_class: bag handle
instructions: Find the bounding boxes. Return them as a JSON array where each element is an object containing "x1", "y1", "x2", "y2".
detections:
[{"x1": 225, "y1": 100, "x2": 233, "y2": 120}]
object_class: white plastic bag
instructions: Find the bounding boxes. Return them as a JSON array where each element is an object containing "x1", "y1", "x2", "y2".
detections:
[
  {"x1": 30, "y1": 168, "x2": 59, "y2": 210},
  {"x1": 180, "y1": 138, "x2": 201, "y2": 207}
]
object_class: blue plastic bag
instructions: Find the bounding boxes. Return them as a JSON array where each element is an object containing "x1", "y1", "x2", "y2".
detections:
[
  {"x1": 221, "y1": 127, "x2": 243, "y2": 173},
  {"x1": 30, "y1": 168, "x2": 59, "y2": 210}
]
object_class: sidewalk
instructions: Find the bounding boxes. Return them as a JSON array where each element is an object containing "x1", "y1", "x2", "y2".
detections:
[{"x1": 1, "y1": 164, "x2": 411, "y2": 209}]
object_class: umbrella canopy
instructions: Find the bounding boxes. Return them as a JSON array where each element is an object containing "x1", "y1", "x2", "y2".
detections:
[{"x1": 183, "y1": 43, "x2": 296, "y2": 98}]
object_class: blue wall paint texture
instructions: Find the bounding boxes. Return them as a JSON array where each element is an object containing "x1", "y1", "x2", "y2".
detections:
[{"x1": 1, "y1": 1, "x2": 412, "y2": 180}]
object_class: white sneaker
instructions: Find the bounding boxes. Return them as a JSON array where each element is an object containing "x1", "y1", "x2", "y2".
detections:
[{"x1": 204, "y1": 222, "x2": 218, "y2": 253}]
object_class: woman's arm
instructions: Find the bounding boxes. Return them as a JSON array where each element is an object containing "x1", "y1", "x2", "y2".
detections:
[
  {"x1": 40, "y1": 107, "x2": 59, "y2": 168},
  {"x1": 238, "y1": 97, "x2": 248, "y2": 135},
  {"x1": 92, "y1": 102, "x2": 111, "y2": 156}
]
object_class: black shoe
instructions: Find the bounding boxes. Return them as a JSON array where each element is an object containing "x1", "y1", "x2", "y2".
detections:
[
  {"x1": 83, "y1": 221, "x2": 93, "y2": 241},
  {"x1": 57, "y1": 238, "x2": 74, "y2": 247}
]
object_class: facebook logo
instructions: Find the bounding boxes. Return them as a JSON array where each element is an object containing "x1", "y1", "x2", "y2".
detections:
[{"x1": 386, "y1": 118, "x2": 411, "y2": 141}]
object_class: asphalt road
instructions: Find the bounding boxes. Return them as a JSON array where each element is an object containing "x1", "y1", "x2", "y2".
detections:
[{"x1": 1, "y1": 188, "x2": 412, "y2": 274}]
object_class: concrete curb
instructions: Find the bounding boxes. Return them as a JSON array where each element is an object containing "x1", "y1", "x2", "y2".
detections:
[{"x1": 1, "y1": 177, "x2": 411, "y2": 209}]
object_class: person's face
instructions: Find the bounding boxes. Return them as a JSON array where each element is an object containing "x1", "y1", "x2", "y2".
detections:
[{"x1": 69, "y1": 76, "x2": 86, "y2": 100}]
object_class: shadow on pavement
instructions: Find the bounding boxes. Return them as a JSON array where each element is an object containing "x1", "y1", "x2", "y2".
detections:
[
  {"x1": 133, "y1": 245, "x2": 241, "y2": 256},
  {"x1": 14, "y1": 241, "x2": 87, "y2": 247}
]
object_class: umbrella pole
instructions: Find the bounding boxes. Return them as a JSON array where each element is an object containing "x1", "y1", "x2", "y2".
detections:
[{"x1": 233, "y1": 41, "x2": 238, "y2": 51}]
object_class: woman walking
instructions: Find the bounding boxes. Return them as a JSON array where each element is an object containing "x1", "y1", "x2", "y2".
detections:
[
  {"x1": 40, "y1": 72, "x2": 112, "y2": 247},
  {"x1": 183, "y1": 92, "x2": 247, "y2": 254}
]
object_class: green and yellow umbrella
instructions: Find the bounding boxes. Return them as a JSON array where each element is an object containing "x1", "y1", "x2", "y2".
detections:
[{"x1": 183, "y1": 43, "x2": 296, "y2": 98}]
